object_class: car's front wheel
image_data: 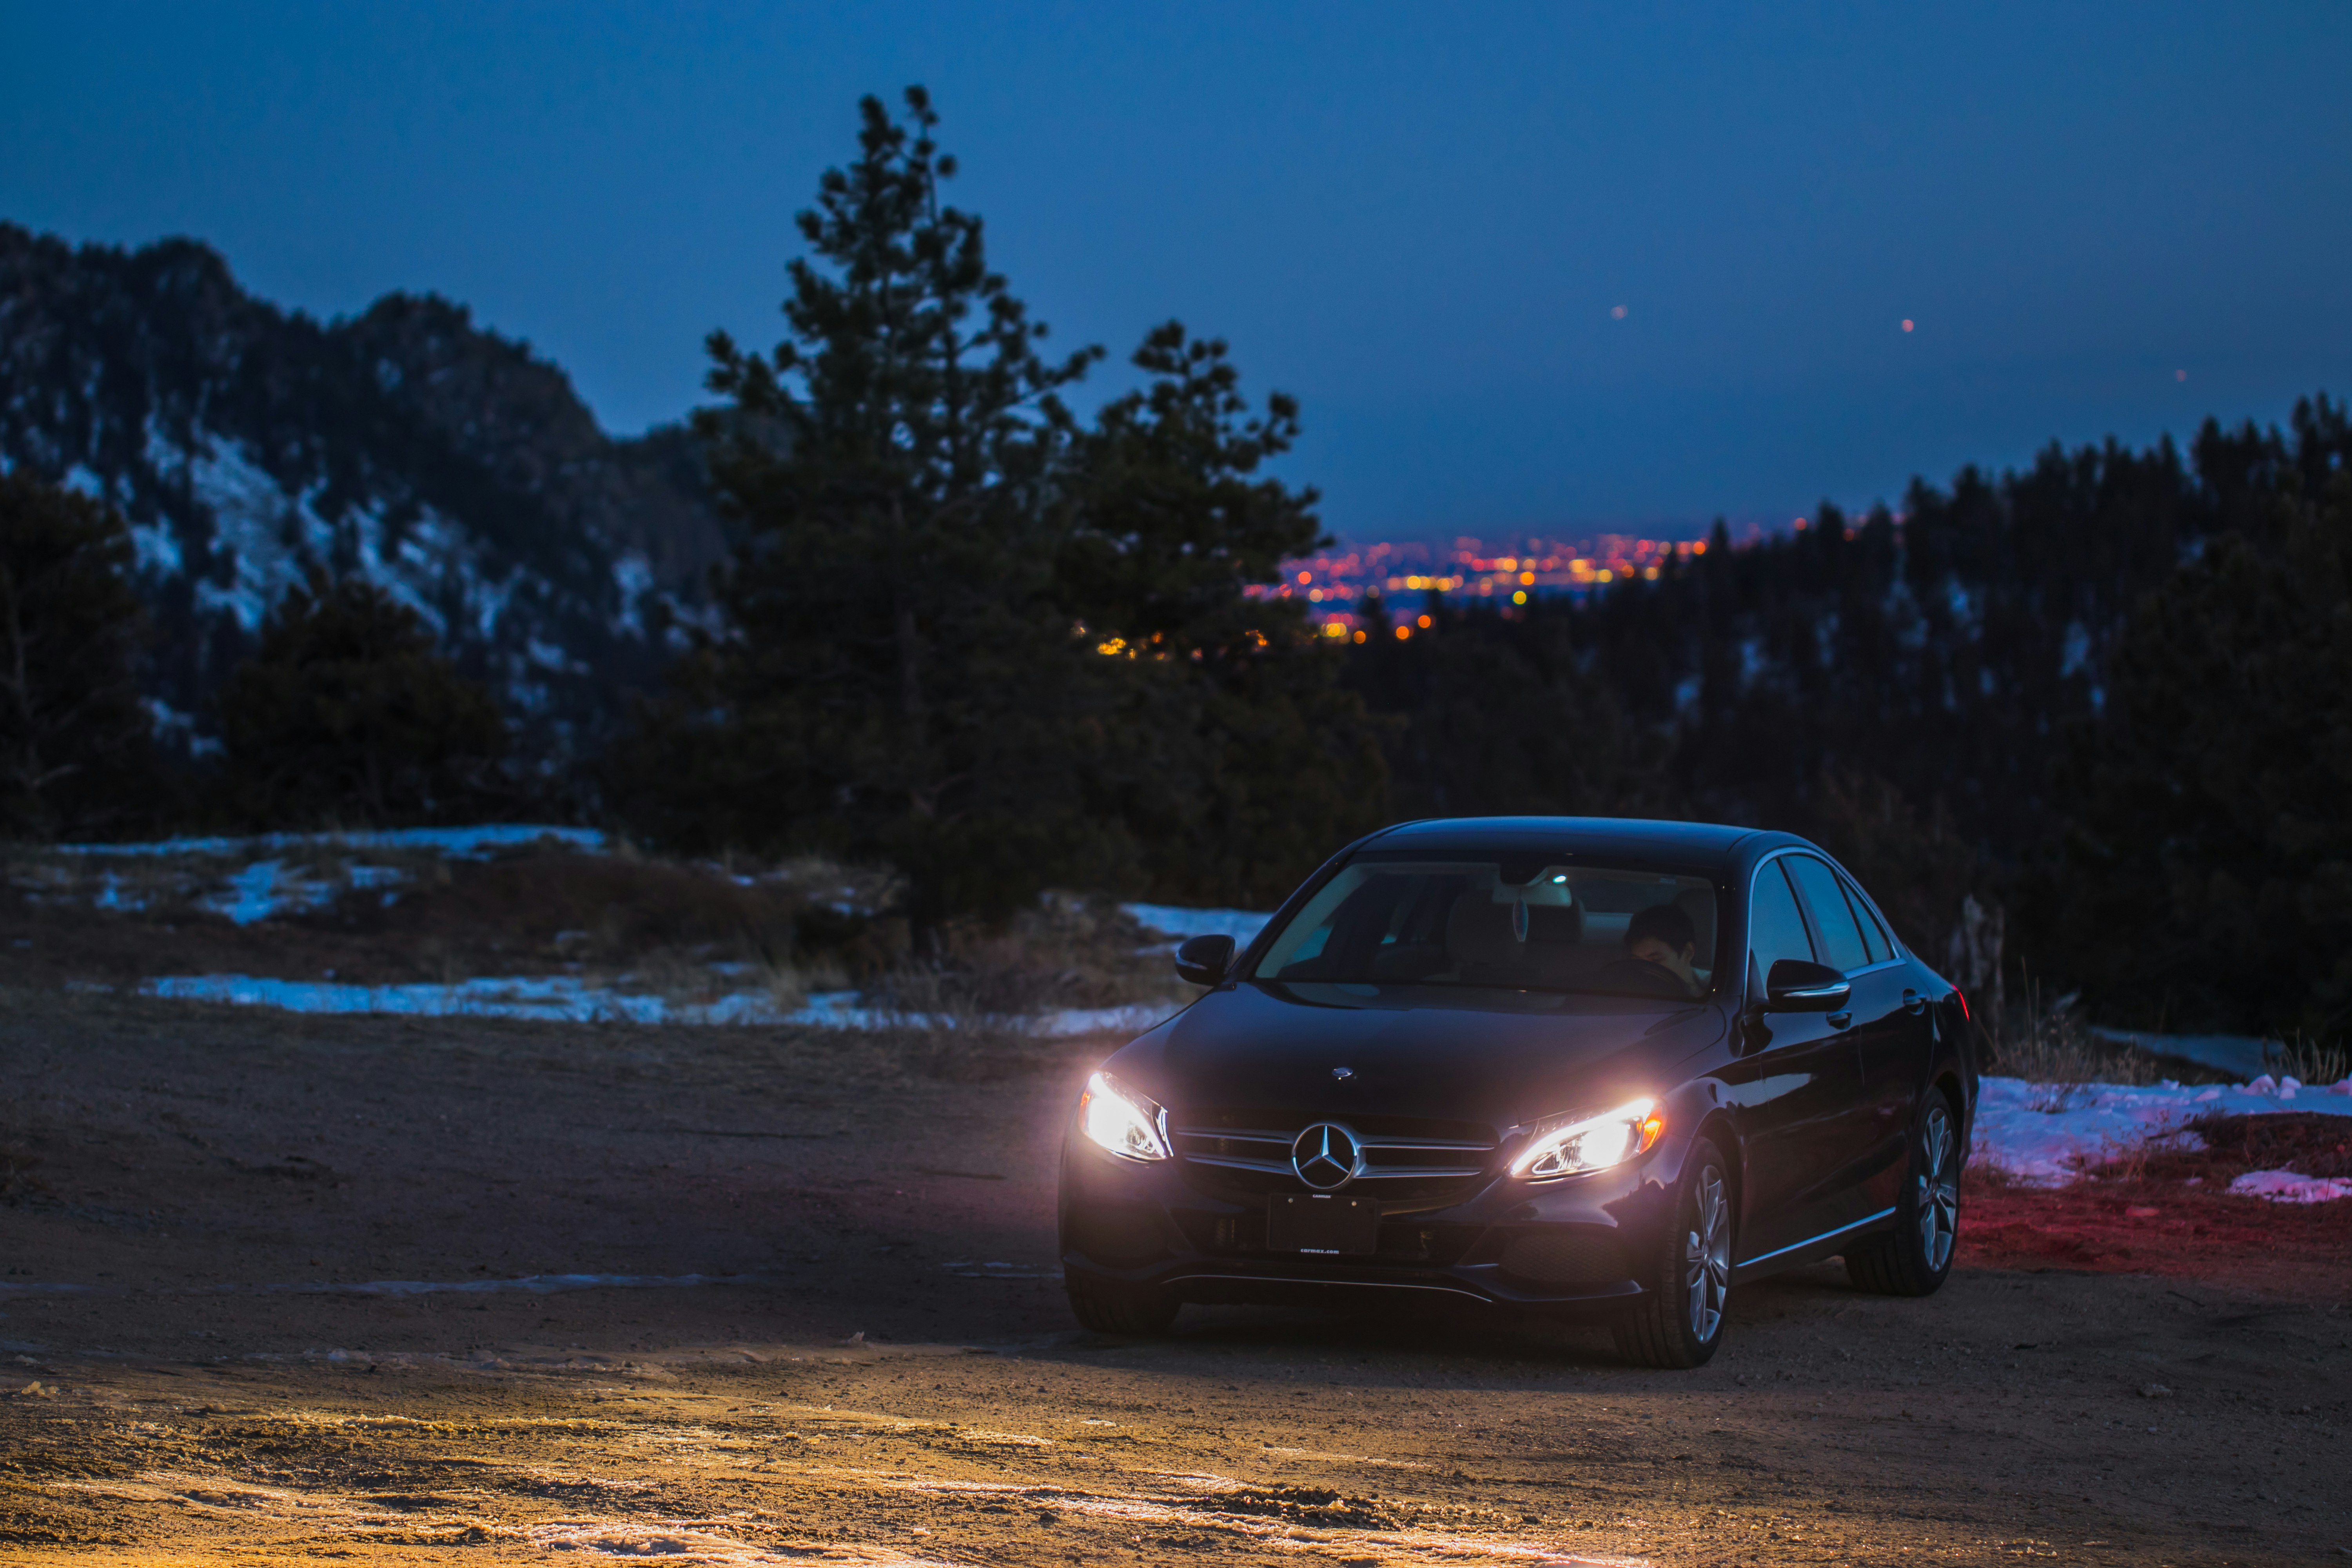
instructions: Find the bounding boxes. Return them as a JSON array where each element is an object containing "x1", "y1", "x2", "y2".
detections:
[
  {"x1": 1613, "y1": 1134, "x2": 1731, "y2": 1369},
  {"x1": 1065, "y1": 1274, "x2": 1178, "y2": 1336},
  {"x1": 1845, "y1": 1086, "x2": 1960, "y2": 1296}
]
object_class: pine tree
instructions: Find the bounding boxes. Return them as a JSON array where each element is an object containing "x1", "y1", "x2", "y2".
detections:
[
  {"x1": 218, "y1": 571, "x2": 507, "y2": 826},
  {"x1": 1340, "y1": 592, "x2": 1656, "y2": 823},
  {"x1": 0, "y1": 471, "x2": 154, "y2": 838},
  {"x1": 1056, "y1": 323, "x2": 1389, "y2": 905},
  {"x1": 2061, "y1": 470, "x2": 2352, "y2": 1039},
  {"x1": 673, "y1": 87, "x2": 1114, "y2": 933}
]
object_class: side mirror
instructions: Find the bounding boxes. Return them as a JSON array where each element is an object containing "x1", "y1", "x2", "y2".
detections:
[
  {"x1": 1764, "y1": 958, "x2": 1851, "y2": 1013},
  {"x1": 1174, "y1": 933, "x2": 1237, "y2": 987}
]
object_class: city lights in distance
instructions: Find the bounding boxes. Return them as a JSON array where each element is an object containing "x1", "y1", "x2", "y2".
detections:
[{"x1": 1258, "y1": 528, "x2": 1765, "y2": 641}]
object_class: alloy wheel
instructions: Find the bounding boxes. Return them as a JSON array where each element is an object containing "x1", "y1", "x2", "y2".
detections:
[
  {"x1": 1684, "y1": 1165, "x2": 1730, "y2": 1341},
  {"x1": 1916, "y1": 1103, "x2": 1958, "y2": 1271}
]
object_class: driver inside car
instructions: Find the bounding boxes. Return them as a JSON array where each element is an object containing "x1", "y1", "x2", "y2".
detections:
[{"x1": 1621, "y1": 902, "x2": 1704, "y2": 998}]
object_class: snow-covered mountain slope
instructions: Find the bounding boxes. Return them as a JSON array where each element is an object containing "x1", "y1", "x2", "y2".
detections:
[{"x1": 0, "y1": 223, "x2": 731, "y2": 760}]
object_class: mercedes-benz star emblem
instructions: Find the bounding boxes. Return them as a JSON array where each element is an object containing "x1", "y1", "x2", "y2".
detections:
[
  {"x1": 1330, "y1": 1066, "x2": 1354, "y2": 1082},
  {"x1": 1290, "y1": 1122, "x2": 1364, "y2": 1191}
]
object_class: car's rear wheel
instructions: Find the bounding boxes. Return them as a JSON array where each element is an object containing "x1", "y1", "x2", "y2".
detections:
[
  {"x1": 1613, "y1": 1134, "x2": 1731, "y2": 1369},
  {"x1": 1845, "y1": 1087, "x2": 1960, "y2": 1297},
  {"x1": 1065, "y1": 1274, "x2": 1178, "y2": 1336}
]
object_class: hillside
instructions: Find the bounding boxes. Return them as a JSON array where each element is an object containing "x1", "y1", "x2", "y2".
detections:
[{"x1": 0, "y1": 223, "x2": 731, "y2": 762}]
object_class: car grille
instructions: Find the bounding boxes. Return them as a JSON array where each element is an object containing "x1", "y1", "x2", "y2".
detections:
[{"x1": 1169, "y1": 1107, "x2": 1500, "y2": 1209}]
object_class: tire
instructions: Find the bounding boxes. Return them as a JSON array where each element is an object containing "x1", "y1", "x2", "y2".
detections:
[
  {"x1": 1613, "y1": 1134, "x2": 1732, "y2": 1369},
  {"x1": 1065, "y1": 1274, "x2": 1178, "y2": 1336},
  {"x1": 1845, "y1": 1085, "x2": 1960, "y2": 1297}
]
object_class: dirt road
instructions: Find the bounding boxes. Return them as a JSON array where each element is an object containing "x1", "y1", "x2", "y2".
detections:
[{"x1": 3, "y1": 991, "x2": 2347, "y2": 1564}]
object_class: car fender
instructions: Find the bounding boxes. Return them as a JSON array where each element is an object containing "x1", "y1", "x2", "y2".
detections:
[{"x1": 1623, "y1": 1075, "x2": 1740, "y2": 1226}]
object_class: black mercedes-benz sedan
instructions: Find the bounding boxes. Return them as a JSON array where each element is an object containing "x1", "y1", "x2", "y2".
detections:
[{"x1": 1058, "y1": 817, "x2": 1975, "y2": 1367}]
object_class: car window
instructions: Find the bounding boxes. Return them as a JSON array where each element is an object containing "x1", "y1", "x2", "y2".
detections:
[
  {"x1": 1748, "y1": 860, "x2": 1815, "y2": 975},
  {"x1": 1841, "y1": 877, "x2": 1887, "y2": 963},
  {"x1": 1785, "y1": 855, "x2": 1870, "y2": 973},
  {"x1": 1250, "y1": 858, "x2": 1719, "y2": 998}
]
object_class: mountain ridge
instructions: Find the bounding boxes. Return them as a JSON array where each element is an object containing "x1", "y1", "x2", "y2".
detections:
[{"x1": 0, "y1": 222, "x2": 731, "y2": 763}]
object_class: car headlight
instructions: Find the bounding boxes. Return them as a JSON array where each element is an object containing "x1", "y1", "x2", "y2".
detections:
[
  {"x1": 1510, "y1": 1097, "x2": 1664, "y2": 1180},
  {"x1": 1077, "y1": 1071, "x2": 1171, "y2": 1162}
]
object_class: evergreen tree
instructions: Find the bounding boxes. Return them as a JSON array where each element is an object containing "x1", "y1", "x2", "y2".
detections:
[
  {"x1": 1056, "y1": 323, "x2": 1389, "y2": 905},
  {"x1": 218, "y1": 571, "x2": 506, "y2": 826},
  {"x1": 0, "y1": 470, "x2": 154, "y2": 838},
  {"x1": 2060, "y1": 470, "x2": 2352, "y2": 1039},
  {"x1": 666, "y1": 87, "x2": 1114, "y2": 933},
  {"x1": 1340, "y1": 592, "x2": 1659, "y2": 822}
]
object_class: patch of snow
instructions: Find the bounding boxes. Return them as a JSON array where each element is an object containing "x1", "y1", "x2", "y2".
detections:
[
  {"x1": 780, "y1": 992, "x2": 1177, "y2": 1036},
  {"x1": 1042, "y1": 1003, "x2": 1186, "y2": 1037},
  {"x1": 526, "y1": 636, "x2": 577, "y2": 672},
  {"x1": 184, "y1": 433, "x2": 311, "y2": 633},
  {"x1": 2059, "y1": 620, "x2": 2092, "y2": 679},
  {"x1": 56, "y1": 824, "x2": 604, "y2": 858},
  {"x1": 610, "y1": 551, "x2": 655, "y2": 637},
  {"x1": 143, "y1": 973, "x2": 779, "y2": 1025},
  {"x1": 197, "y1": 860, "x2": 293, "y2": 924},
  {"x1": 134, "y1": 973, "x2": 1185, "y2": 1037},
  {"x1": 2229, "y1": 1169, "x2": 2352, "y2": 1204},
  {"x1": 127, "y1": 521, "x2": 182, "y2": 574},
  {"x1": 1122, "y1": 904, "x2": 1273, "y2": 945},
  {"x1": 1973, "y1": 1074, "x2": 2352, "y2": 1187},
  {"x1": 1945, "y1": 578, "x2": 1976, "y2": 628}
]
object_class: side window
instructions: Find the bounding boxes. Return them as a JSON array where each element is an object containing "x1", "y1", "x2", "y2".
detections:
[
  {"x1": 1748, "y1": 861, "x2": 1815, "y2": 975},
  {"x1": 1785, "y1": 855, "x2": 1869, "y2": 973},
  {"x1": 1841, "y1": 877, "x2": 1888, "y2": 963}
]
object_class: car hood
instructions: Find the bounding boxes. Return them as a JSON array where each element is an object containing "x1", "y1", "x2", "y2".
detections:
[{"x1": 1126, "y1": 980, "x2": 1725, "y2": 1131}]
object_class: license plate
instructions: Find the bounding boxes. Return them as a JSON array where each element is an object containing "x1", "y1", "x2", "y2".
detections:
[{"x1": 1266, "y1": 1193, "x2": 1380, "y2": 1256}]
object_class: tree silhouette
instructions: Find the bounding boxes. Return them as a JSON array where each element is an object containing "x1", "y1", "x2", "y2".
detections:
[
  {"x1": 219, "y1": 572, "x2": 506, "y2": 827},
  {"x1": 1058, "y1": 323, "x2": 1388, "y2": 905},
  {"x1": 0, "y1": 471, "x2": 154, "y2": 838}
]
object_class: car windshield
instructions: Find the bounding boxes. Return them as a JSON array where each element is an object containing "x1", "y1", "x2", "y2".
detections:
[{"x1": 1252, "y1": 858, "x2": 1719, "y2": 999}]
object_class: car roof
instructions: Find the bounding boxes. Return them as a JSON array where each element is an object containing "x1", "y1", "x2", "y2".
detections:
[{"x1": 1362, "y1": 815, "x2": 1786, "y2": 869}]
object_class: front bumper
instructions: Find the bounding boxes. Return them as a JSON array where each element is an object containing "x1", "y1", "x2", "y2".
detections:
[{"x1": 1059, "y1": 1134, "x2": 1676, "y2": 1313}]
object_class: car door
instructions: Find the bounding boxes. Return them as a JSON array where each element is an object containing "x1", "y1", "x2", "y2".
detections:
[
  {"x1": 1820, "y1": 866, "x2": 1935, "y2": 1212},
  {"x1": 1719, "y1": 856, "x2": 1876, "y2": 1265}
]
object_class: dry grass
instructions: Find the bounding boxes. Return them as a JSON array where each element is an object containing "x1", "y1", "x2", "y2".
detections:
[
  {"x1": 2273, "y1": 1036, "x2": 2350, "y2": 1088},
  {"x1": 1976, "y1": 984, "x2": 2181, "y2": 1103},
  {"x1": 0, "y1": 836, "x2": 1201, "y2": 1060},
  {"x1": 867, "y1": 895, "x2": 1184, "y2": 1025}
]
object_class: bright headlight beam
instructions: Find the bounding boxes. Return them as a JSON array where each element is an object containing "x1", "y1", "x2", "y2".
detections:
[
  {"x1": 1511, "y1": 1096, "x2": 1664, "y2": 1180},
  {"x1": 1077, "y1": 1071, "x2": 1171, "y2": 1162}
]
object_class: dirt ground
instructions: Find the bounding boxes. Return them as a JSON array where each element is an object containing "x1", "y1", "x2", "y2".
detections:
[{"x1": 3, "y1": 989, "x2": 2348, "y2": 1566}]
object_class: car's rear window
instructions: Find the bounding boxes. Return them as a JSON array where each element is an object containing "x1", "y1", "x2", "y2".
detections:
[{"x1": 1252, "y1": 859, "x2": 1720, "y2": 999}]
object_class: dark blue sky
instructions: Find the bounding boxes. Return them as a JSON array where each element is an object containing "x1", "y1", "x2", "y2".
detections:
[{"x1": 6, "y1": 3, "x2": 2348, "y2": 540}]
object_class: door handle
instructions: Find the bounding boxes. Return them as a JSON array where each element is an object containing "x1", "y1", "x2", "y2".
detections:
[
  {"x1": 1826, "y1": 1011, "x2": 1852, "y2": 1029},
  {"x1": 1902, "y1": 988, "x2": 1926, "y2": 1015}
]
